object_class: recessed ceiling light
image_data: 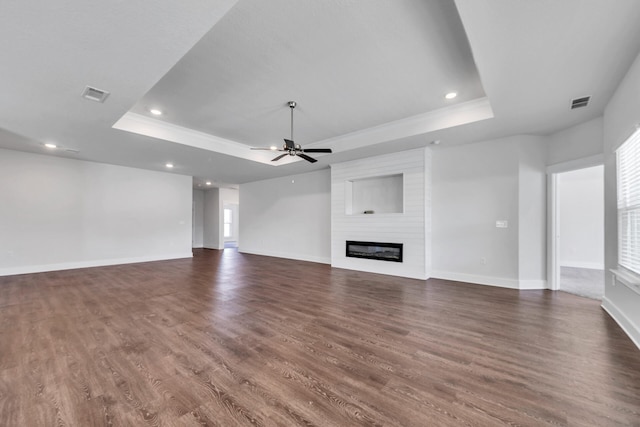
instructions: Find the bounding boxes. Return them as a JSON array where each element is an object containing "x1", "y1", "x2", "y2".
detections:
[
  {"x1": 445, "y1": 92, "x2": 457, "y2": 100},
  {"x1": 44, "y1": 143, "x2": 57, "y2": 148},
  {"x1": 205, "y1": 181, "x2": 212, "y2": 185},
  {"x1": 165, "y1": 163, "x2": 174, "y2": 168},
  {"x1": 150, "y1": 109, "x2": 163, "y2": 116}
]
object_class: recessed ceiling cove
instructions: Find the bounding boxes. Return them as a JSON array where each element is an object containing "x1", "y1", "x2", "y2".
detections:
[{"x1": 115, "y1": 0, "x2": 492, "y2": 164}]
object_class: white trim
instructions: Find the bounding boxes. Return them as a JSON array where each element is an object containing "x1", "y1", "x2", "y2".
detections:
[
  {"x1": 431, "y1": 271, "x2": 547, "y2": 289},
  {"x1": 314, "y1": 98, "x2": 493, "y2": 153},
  {"x1": 547, "y1": 157, "x2": 605, "y2": 292},
  {"x1": 601, "y1": 296, "x2": 640, "y2": 350},
  {"x1": 610, "y1": 268, "x2": 640, "y2": 295},
  {"x1": 519, "y1": 279, "x2": 548, "y2": 290},
  {"x1": 115, "y1": 99, "x2": 492, "y2": 166},
  {"x1": 203, "y1": 245, "x2": 224, "y2": 250},
  {"x1": 546, "y1": 153, "x2": 604, "y2": 174},
  {"x1": 113, "y1": 113, "x2": 289, "y2": 166},
  {"x1": 547, "y1": 173, "x2": 560, "y2": 290},
  {"x1": 560, "y1": 261, "x2": 605, "y2": 270},
  {"x1": 432, "y1": 271, "x2": 518, "y2": 288},
  {"x1": 332, "y1": 260, "x2": 428, "y2": 280},
  {"x1": 615, "y1": 128, "x2": 640, "y2": 276},
  {"x1": 239, "y1": 248, "x2": 331, "y2": 265},
  {"x1": 0, "y1": 252, "x2": 193, "y2": 277}
]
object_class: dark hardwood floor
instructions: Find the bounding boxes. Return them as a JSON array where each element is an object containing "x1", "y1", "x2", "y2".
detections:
[{"x1": 1, "y1": 249, "x2": 639, "y2": 426}]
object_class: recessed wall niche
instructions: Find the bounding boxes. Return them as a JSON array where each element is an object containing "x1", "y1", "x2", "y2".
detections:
[
  {"x1": 345, "y1": 173, "x2": 403, "y2": 215},
  {"x1": 331, "y1": 147, "x2": 430, "y2": 280}
]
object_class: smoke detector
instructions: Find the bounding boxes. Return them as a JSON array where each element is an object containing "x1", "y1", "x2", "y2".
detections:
[{"x1": 81, "y1": 86, "x2": 110, "y2": 103}]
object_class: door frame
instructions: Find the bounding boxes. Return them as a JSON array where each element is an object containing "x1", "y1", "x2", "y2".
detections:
[{"x1": 546, "y1": 154, "x2": 604, "y2": 290}]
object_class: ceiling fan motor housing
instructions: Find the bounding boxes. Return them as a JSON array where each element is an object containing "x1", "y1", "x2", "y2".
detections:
[{"x1": 251, "y1": 101, "x2": 331, "y2": 163}]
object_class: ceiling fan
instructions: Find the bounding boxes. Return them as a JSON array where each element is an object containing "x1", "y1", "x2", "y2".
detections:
[{"x1": 251, "y1": 101, "x2": 332, "y2": 163}]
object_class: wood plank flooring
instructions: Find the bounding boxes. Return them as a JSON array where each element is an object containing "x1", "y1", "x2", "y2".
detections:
[{"x1": 1, "y1": 248, "x2": 639, "y2": 426}]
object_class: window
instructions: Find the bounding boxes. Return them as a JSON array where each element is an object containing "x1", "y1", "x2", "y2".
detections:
[
  {"x1": 224, "y1": 208, "x2": 233, "y2": 238},
  {"x1": 617, "y1": 127, "x2": 640, "y2": 276}
]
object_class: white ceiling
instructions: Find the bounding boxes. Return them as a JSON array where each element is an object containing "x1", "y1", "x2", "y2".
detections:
[
  {"x1": 1, "y1": 0, "x2": 640, "y2": 187},
  {"x1": 130, "y1": 0, "x2": 485, "y2": 144}
]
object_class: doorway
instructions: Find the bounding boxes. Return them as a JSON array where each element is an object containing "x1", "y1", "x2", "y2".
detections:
[
  {"x1": 223, "y1": 203, "x2": 239, "y2": 249},
  {"x1": 550, "y1": 164, "x2": 604, "y2": 299}
]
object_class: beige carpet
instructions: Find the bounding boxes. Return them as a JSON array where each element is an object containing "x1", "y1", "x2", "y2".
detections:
[{"x1": 560, "y1": 266, "x2": 604, "y2": 300}]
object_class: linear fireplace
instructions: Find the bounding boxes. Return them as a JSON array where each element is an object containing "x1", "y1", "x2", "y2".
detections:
[{"x1": 345, "y1": 241, "x2": 403, "y2": 262}]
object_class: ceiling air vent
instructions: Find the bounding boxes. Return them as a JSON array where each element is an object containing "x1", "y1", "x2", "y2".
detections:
[
  {"x1": 571, "y1": 96, "x2": 590, "y2": 109},
  {"x1": 81, "y1": 86, "x2": 110, "y2": 103}
]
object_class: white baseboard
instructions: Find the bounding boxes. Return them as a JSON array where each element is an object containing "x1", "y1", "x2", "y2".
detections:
[
  {"x1": 601, "y1": 296, "x2": 640, "y2": 351},
  {"x1": 431, "y1": 271, "x2": 547, "y2": 290},
  {"x1": 203, "y1": 245, "x2": 224, "y2": 250},
  {"x1": 331, "y1": 260, "x2": 428, "y2": 280},
  {"x1": 431, "y1": 271, "x2": 519, "y2": 289},
  {"x1": 519, "y1": 279, "x2": 548, "y2": 290},
  {"x1": 0, "y1": 252, "x2": 193, "y2": 277},
  {"x1": 238, "y1": 248, "x2": 331, "y2": 265},
  {"x1": 560, "y1": 261, "x2": 605, "y2": 270}
]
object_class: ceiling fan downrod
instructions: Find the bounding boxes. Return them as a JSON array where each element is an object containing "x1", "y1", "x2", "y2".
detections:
[
  {"x1": 288, "y1": 101, "x2": 296, "y2": 143},
  {"x1": 250, "y1": 100, "x2": 331, "y2": 163}
]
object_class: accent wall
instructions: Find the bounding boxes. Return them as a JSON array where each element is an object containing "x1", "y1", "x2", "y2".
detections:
[{"x1": 331, "y1": 148, "x2": 431, "y2": 280}]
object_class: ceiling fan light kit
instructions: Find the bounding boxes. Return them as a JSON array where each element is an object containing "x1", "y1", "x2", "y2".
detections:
[{"x1": 250, "y1": 101, "x2": 332, "y2": 163}]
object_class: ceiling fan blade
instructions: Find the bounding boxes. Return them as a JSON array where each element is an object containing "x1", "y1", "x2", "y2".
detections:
[
  {"x1": 302, "y1": 148, "x2": 332, "y2": 153},
  {"x1": 297, "y1": 153, "x2": 318, "y2": 163},
  {"x1": 271, "y1": 153, "x2": 289, "y2": 162},
  {"x1": 284, "y1": 139, "x2": 295, "y2": 150}
]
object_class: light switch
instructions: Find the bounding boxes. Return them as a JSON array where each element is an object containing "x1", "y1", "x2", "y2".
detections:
[{"x1": 496, "y1": 220, "x2": 508, "y2": 228}]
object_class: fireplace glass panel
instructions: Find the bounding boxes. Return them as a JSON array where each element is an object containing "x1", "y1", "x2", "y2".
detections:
[{"x1": 346, "y1": 241, "x2": 403, "y2": 262}]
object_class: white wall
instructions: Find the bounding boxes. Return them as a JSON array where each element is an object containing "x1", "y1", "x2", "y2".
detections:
[
  {"x1": 0, "y1": 149, "x2": 192, "y2": 275},
  {"x1": 193, "y1": 189, "x2": 204, "y2": 248},
  {"x1": 547, "y1": 117, "x2": 603, "y2": 166},
  {"x1": 220, "y1": 188, "x2": 239, "y2": 205},
  {"x1": 239, "y1": 169, "x2": 331, "y2": 263},
  {"x1": 331, "y1": 148, "x2": 431, "y2": 279},
  {"x1": 432, "y1": 137, "x2": 520, "y2": 286},
  {"x1": 431, "y1": 135, "x2": 547, "y2": 289},
  {"x1": 602, "y1": 49, "x2": 640, "y2": 348},
  {"x1": 203, "y1": 188, "x2": 221, "y2": 249},
  {"x1": 350, "y1": 174, "x2": 403, "y2": 214},
  {"x1": 518, "y1": 136, "x2": 548, "y2": 286},
  {"x1": 557, "y1": 166, "x2": 604, "y2": 269}
]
